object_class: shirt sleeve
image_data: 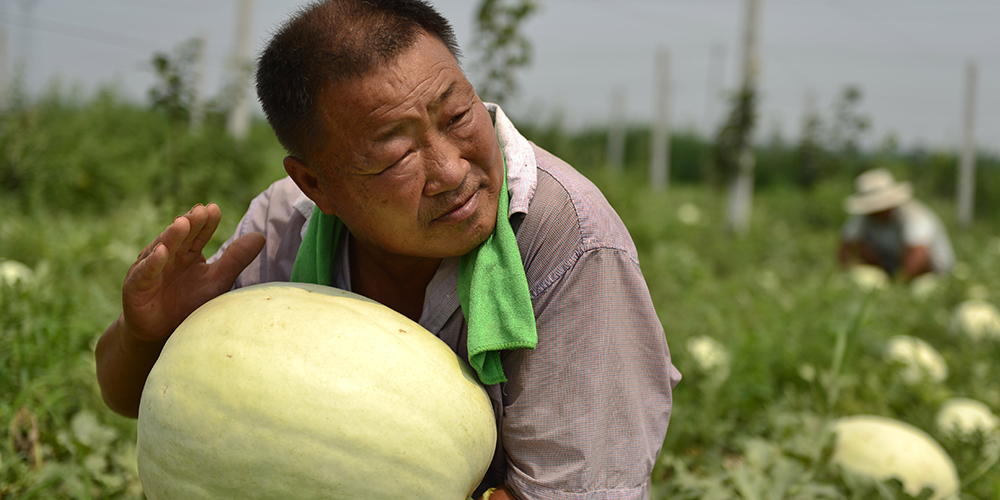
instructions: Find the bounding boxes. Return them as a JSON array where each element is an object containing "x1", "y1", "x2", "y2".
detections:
[
  {"x1": 899, "y1": 203, "x2": 935, "y2": 247},
  {"x1": 501, "y1": 247, "x2": 680, "y2": 499},
  {"x1": 840, "y1": 215, "x2": 864, "y2": 242},
  {"x1": 207, "y1": 177, "x2": 311, "y2": 288}
]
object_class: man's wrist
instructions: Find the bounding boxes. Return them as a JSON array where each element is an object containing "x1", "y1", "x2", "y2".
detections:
[{"x1": 114, "y1": 314, "x2": 167, "y2": 359}]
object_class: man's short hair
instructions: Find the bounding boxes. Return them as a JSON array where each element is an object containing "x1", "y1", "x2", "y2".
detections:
[{"x1": 256, "y1": 0, "x2": 461, "y2": 160}]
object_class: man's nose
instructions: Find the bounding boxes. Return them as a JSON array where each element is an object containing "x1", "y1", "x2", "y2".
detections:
[{"x1": 422, "y1": 134, "x2": 469, "y2": 197}]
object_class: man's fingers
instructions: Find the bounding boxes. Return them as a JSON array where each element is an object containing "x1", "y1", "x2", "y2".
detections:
[
  {"x1": 128, "y1": 216, "x2": 190, "y2": 277},
  {"x1": 211, "y1": 232, "x2": 266, "y2": 288},
  {"x1": 127, "y1": 242, "x2": 170, "y2": 292},
  {"x1": 188, "y1": 203, "x2": 223, "y2": 256},
  {"x1": 175, "y1": 204, "x2": 210, "y2": 258}
]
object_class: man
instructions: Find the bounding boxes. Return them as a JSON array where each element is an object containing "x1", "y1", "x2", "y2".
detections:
[
  {"x1": 96, "y1": 1, "x2": 680, "y2": 498},
  {"x1": 839, "y1": 168, "x2": 955, "y2": 280}
]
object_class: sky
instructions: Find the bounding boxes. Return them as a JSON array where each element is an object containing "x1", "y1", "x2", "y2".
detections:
[{"x1": 0, "y1": 0, "x2": 997, "y2": 153}]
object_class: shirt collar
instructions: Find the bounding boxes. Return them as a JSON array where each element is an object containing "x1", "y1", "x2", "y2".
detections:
[{"x1": 485, "y1": 102, "x2": 537, "y2": 218}]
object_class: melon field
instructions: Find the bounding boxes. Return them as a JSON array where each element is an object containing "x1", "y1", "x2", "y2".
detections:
[{"x1": 2, "y1": 92, "x2": 1000, "y2": 498}]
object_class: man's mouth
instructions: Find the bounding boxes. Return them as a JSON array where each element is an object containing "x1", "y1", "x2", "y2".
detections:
[{"x1": 434, "y1": 188, "x2": 481, "y2": 223}]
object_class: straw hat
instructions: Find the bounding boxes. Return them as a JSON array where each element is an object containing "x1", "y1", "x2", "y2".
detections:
[{"x1": 844, "y1": 168, "x2": 913, "y2": 215}]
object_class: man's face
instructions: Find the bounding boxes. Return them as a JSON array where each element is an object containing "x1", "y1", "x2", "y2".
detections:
[
  {"x1": 305, "y1": 33, "x2": 504, "y2": 262},
  {"x1": 869, "y1": 208, "x2": 896, "y2": 222}
]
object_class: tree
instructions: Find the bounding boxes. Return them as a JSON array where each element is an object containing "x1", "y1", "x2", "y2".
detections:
[
  {"x1": 471, "y1": 0, "x2": 538, "y2": 105},
  {"x1": 148, "y1": 38, "x2": 205, "y2": 126},
  {"x1": 711, "y1": 87, "x2": 756, "y2": 187},
  {"x1": 713, "y1": 0, "x2": 762, "y2": 235},
  {"x1": 827, "y1": 85, "x2": 870, "y2": 175},
  {"x1": 147, "y1": 38, "x2": 207, "y2": 208},
  {"x1": 795, "y1": 96, "x2": 822, "y2": 189}
]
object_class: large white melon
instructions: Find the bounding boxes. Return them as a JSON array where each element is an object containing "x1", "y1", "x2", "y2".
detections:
[{"x1": 137, "y1": 282, "x2": 496, "y2": 500}]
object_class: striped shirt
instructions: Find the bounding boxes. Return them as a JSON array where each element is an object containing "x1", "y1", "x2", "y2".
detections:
[{"x1": 210, "y1": 105, "x2": 681, "y2": 499}]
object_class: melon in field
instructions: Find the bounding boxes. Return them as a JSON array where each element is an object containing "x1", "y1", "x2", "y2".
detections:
[
  {"x1": 686, "y1": 335, "x2": 730, "y2": 373},
  {"x1": 909, "y1": 273, "x2": 940, "y2": 300},
  {"x1": 884, "y1": 335, "x2": 948, "y2": 385},
  {"x1": 848, "y1": 265, "x2": 889, "y2": 292},
  {"x1": 951, "y1": 299, "x2": 1000, "y2": 341},
  {"x1": 935, "y1": 398, "x2": 1000, "y2": 439},
  {"x1": 0, "y1": 259, "x2": 33, "y2": 286},
  {"x1": 831, "y1": 415, "x2": 959, "y2": 500},
  {"x1": 676, "y1": 202, "x2": 702, "y2": 226},
  {"x1": 137, "y1": 282, "x2": 497, "y2": 500},
  {"x1": 685, "y1": 335, "x2": 730, "y2": 386}
]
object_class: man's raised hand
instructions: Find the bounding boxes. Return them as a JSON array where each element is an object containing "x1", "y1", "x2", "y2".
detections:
[
  {"x1": 121, "y1": 203, "x2": 265, "y2": 343},
  {"x1": 97, "y1": 203, "x2": 265, "y2": 417}
]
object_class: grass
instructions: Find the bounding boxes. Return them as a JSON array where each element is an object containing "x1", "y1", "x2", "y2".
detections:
[
  {"x1": 587, "y1": 171, "x2": 1000, "y2": 499},
  {"x1": 3, "y1": 94, "x2": 1000, "y2": 498}
]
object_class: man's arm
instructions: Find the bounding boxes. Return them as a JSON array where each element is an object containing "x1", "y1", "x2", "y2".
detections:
[
  {"x1": 838, "y1": 240, "x2": 857, "y2": 269},
  {"x1": 901, "y1": 245, "x2": 933, "y2": 281},
  {"x1": 839, "y1": 239, "x2": 884, "y2": 269},
  {"x1": 95, "y1": 203, "x2": 265, "y2": 417},
  {"x1": 838, "y1": 216, "x2": 874, "y2": 269}
]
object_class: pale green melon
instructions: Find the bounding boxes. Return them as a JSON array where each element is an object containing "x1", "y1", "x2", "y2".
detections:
[
  {"x1": 832, "y1": 415, "x2": 959, "y2": 500},
  {"x1": 137, "y1": 282, "x2": 496, "y2": 500},
  {"x1": 936, "y1": 398, "x2": 1000, "y2": 438}
]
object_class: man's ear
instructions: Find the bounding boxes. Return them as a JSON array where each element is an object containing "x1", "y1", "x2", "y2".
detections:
[{"x1": 283, "y1": 155, "x2": 338, "y2": 216}]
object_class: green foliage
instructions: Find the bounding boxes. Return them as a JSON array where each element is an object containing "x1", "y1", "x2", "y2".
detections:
[
  {"x1": 148, "y1": 38, "x2": 205, "y2": 125},
  {"x1": 517, "y1": 120, "x2": 713, "y2": 186},
  {"x1": 0, "y1": 82, "x2": 288, "y2": 497},
  {"x1": 0, "y1": 192, "x2": 245, "y2": 498},
  {"x1": 0, "y1": 86, "x2": 286, "y2": 215},
  {"x1": 576, "y1": 168, "x2": 1000, "y2": 499},
  {"x1": 4, "y1": 87, "x2": 1000, "y2": 497},
  {"x1": 471, "y1": 0, "x2": 538, "y2": 104},
  {"x1": 795, "y1": 102, "x2": 823, "y2": 189},
  {"x1": 786, "y1": 84, "x2": 876, "y2": 190},
  {"x1": 521, "y1": 119, "x2": 1000, "y2": 225},
  {"x1": 711, "y1": 87, "x2": 757, "y2": 186},
  {"x1": 0, "y1": 201, "x2": 165, "y2": 498},
  {"x1": 827, "y1": 85, "x2": 872, "y2": 171}
]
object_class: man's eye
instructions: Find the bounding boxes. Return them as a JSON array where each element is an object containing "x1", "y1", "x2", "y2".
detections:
[
  {"x1": 384, "y1": 151, "x2": 412, "y2": 171},
  {"x1": 448, "y1": 110, "x2": 468, "y2": 127}
]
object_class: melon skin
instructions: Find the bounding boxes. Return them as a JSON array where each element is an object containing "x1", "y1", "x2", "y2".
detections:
[
  {"x1": 936, "y1": 398, "x2": 1000, "y2": 438},
  {"x1": 831, "y1": 415, "x2": 959, "y2": 500},
  {"x1": 137, "y1": 282, "x2": 496, "y2": 500},
  {"x1": 951, "y1": 299, "x2": 1000, "y2": 340}
]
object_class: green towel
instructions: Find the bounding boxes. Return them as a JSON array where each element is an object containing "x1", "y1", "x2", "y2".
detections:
[
  {"x1": 290, "y1": 206, "x2": 342, "y2": 288},
  {"x1": 290, "y1": 164, "x2": 536, "y2": 385}
]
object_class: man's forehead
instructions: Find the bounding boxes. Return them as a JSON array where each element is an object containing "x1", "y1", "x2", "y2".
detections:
[
  {"x1": 370, "y1": 82, "x2": 462, "y2": 143},
  {"x1": 308, "y1": 34, "x2": 476, "y2": 163},
  {"x1": 321, "y1": 39, "x2": 471, "y2": 128}
]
